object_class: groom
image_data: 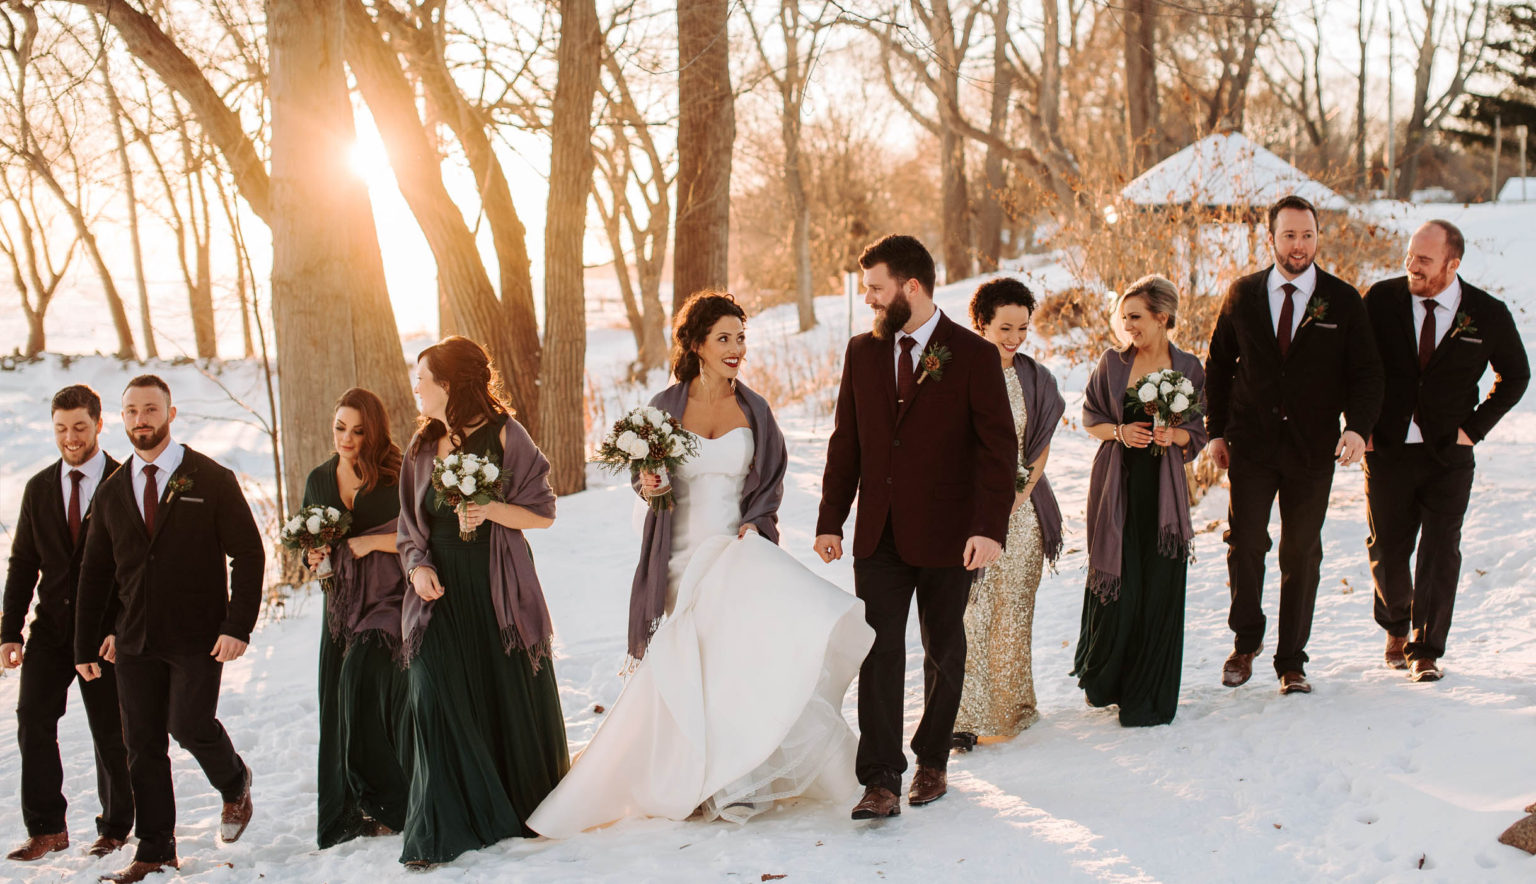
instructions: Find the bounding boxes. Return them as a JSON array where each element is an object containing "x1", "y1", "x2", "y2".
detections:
[
  {"x1": 815, "y1": 235, "x2": 1015, "y2": 819},
  {"x1": 75, "y1": 375, "x2": 263, "y2": 883}
]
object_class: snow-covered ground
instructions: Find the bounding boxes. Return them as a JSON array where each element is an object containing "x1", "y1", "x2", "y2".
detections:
[{"x1": 1, "y1": 201, "x2": 1534, "y2": 882}]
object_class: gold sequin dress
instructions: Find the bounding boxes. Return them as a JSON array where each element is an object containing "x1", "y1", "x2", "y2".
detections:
[{"x1": 954, "y1": 366, "x2": 1044, "y2": 737}]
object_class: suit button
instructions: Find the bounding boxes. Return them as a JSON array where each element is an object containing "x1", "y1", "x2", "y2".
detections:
[
  {"x1": 1271, "y1": 407, "x2": 1279, "y2": 414},
  {"x1": 893, "y1": 439, "x2": 901, "y2": 447},
  {"x1": 885, "y1": 477, "x2": 893, "y2": 485}
]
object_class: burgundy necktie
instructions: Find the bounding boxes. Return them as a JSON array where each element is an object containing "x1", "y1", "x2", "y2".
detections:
[
  {"x1": 142, "y1": 464, "x2": 159, "y2": 535},
  {"x1": 1276, "y1": 283, "x2": 1297, "y2": 358},
  {"x1": 67, "y1": 469, "x2": 84, "y2": 544},
  {"x1": 1419, "y1": 299, "x2": 1440, "y2": 369},
  {"x1": 898, "y1": 336, "x2": 917, "y2": 405}
]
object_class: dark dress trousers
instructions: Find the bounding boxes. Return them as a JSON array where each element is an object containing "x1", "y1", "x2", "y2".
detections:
[
  {"x1": 1206, "y1": 267, "x2": 1383, "y2": 676},
  {"x1": 1363, "y1": 276, "x2": 1529, "y2": 661},
  {"x1": 2, "y1": 455, "x2": 133, "y2": 840},
  {"x1": 74, "y1": 446, "x2": 264, "y2": 863},
  {"x1": 817, "y1": 311, "x2": 1015, "y2": 792}
]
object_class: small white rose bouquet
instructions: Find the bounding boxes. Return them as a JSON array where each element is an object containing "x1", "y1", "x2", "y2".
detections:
[
  {"x1": 1124, "y1": 369, "x2": 1202, "y2": 456},
  {"x1": 593, "y1": 405, "x2": 700, "y2": 512},
  {"x1": 431, "y1": 452, "x2": 505, "y2": 541},
  {"x1": 280, "y1": 504, "x2": 353, "y2": 578}
]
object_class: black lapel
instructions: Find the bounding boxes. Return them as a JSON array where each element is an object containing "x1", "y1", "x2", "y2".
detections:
[
  {"x1": 1393, "y1": 283, "x2": 1417, "y2": 369},
  {"x1": 78, "y1": 453, "x2": 120, "y2": 549},
  {"x1": 896, "y1": 312, "x2": 954, "y2": 428},
  {"x1": 1246, "y1": 271, "x2": 1282, "y2": 359},
  {"x1": 114, "y1": 459, "x2": 149, "y2": 541},
  {"x1": 879, "y1": 334, "x2": 898, "y2": 417},
  {"x1": 1426, "y1": 278, "x2": 1479, "y2": 373},
  {"x1": 40, "y1": 460, "x2": 69, "y2": 540}
]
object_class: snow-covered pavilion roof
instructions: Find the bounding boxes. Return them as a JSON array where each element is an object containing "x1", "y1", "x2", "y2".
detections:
[{"x1": 1121, "y1": 132, "x2": 1349, "y2": 211}]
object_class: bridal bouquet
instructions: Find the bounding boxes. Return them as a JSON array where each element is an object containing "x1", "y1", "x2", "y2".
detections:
[
  {"x1": 1124, "y1": 369, "x2": 1202, "y2": 456},
  {"x1": 431, "y1": 452, "x2": 504, "y2": 541},
  {"x1": 281, "y1": 505, "x2": 353, "y2": 578},
  {"x1": 594, "y1": 406, "x2": 700, "y2": 512}
]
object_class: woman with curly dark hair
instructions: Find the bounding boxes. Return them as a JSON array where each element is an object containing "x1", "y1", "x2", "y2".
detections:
[
  {"x1": 395, "y1": 336, "x2": 569, "y2": 868},
  {"x1": 302, "y1": 388, "x2": 412, "y2": 848},
  {"x1": 529, "y1": 292, "x2": 873, "y2": 837},
  {"x1": 951, "y1": 279, "x2": 1066, "y2": 751}
]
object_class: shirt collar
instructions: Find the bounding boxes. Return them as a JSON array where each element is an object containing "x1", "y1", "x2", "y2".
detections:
[
  {"x1": 1418, "y1": 276, "x2": 1462, "y2": 312},
  {"x1": 70, "y1": 448, "x2": 107, "y2": 482},
  {"x1": 132, "y1": 440, "x2": 184, "y2": 477},
  {"x1": 897, "y1": 305, "x2": 943, "y2": 351},
  {"x1": 1268, "y1": 263, "x2": 1317, "y2": 298}
]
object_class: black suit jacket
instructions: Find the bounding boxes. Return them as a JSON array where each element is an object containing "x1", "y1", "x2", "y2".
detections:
[
  {"x1": 816, "y1": 311, "x2": 1016, "y2": 567},
  {"x1": 2, "y1": 454, "x2": 121, "y2": 646},
  {"x1": 1205, "y1": 266, "x2": 1384, "y2": 466},
  {"x1": 74, "y1": 445, "x2": 265, "y2": 664},
  {"x1": 1364, "y1": 275, "x2": 1530, "y2": 462}
]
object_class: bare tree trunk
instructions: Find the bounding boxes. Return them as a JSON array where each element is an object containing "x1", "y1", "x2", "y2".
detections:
[
  {"x1": 1356, "y1": 0, "x2": 1373, "y2": 191},
  {"x1": 97, "y1": 21, "x2": 157, "y2": 359},
  {"x1": 675, "y1": 0, "x2": 734, "y2": 308},
  {"x1": 270, "y1": 0, "x2": 409, "y2": 510},
  {"x1": 540, "y1": 0, "x2": 602, "y2": 495},
  {"x1": 785, "y1": 102, "x2": 815, "y2": 330},
  {"x1": 1393, "y1": 0, "x2": 1491, "y2": 198},
  {"x1": 180, "y1": 124, "x2": 217, "y2": 359},
  {"x1": 340, "y1": 0, "x2": 531, "y2": 430},
  {"x1": 1124, "y1": 0, "x2": 1162, "y2": 171},
  {"x1": 976, "y1": 0, "x2": 1014, "y2": 273}
]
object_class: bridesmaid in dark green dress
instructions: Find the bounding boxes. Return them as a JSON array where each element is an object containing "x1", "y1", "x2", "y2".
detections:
[
  {"x1": 397, "y1": 337, "x2": 569, "y2": 870},
  {"x1": 303, "y1": 388, "x2": 411, "y2": 847},
  {"x1": 1073, "y1": 277, "x2": 1207, "y2": 727}
]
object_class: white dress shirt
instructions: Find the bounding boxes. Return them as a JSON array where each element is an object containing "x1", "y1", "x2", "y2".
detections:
[
  {"x1": 893, "y1": 306, "x2": 944, "y2": 384},
  {"x1": 1406, "y1": 276, "x2": 1463, "y2": 443},
  {"x1": 131, "y1": 441, "x2": 186, "y2": 520},
  {"x1": 60, "y1": 448, "x2": 107, "y2": 515},
  {"x1": 1267, "y1": 263, "x2": 1318, "y2": 339}
]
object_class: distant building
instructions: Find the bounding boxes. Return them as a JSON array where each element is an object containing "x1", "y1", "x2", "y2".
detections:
[{"x1": 1497, "y1": 177, "x2": 1536, "y2": 202}]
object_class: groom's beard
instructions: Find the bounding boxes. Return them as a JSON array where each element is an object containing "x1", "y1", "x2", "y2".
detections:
[
  {"x1": 128, "y1": 423, "x2": 169, "y2": 451},
  {"x1": 872, "y1": 290, "x2": 913, "y2": 340}
]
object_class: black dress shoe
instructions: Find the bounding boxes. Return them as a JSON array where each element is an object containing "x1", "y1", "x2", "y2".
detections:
[{"x1": 951, "y1": 731, "x2": 979, "y2": 753}]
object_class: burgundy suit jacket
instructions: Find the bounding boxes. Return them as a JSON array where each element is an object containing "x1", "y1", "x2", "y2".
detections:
[{"x1": 816, "y1": 311, "x2": 1016, "y2": 567}]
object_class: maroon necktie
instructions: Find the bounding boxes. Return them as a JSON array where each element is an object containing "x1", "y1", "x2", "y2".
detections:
[
  {"x1": 898, "y1": 336, "x2": 917, "y2": 405},
  {"x1": 142, "y1": 464, "x2": 159, "y2": 535},
  {"x1": 1418, "y1": 299, "x2": 1440, "y2": 369},
  {"x1": 1276, "y1": 283, "x2": 1297, "y2": 358},
  {"x1": 67, "y1": 469, "x2": 84, "y2": 544}
]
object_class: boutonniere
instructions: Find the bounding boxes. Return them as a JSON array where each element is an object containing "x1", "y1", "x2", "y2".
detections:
[
  {"x1": 916, "y1": 344, "x2": 952, "y2": 384},
  {"x1": 1448, "y1": 311, "x2": 1477, "y2": 339},
  {"x1": 1298, "y1": 295, "x2": 1327, "y2": 330},
  {"x1": 165, "y1": 474, "x2": 194, "y2": 501}
]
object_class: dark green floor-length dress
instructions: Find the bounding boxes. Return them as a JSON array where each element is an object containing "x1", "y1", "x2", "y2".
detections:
[
  {"x1": 1072, "y1": 402, "x2": 1188, "y2": 727},
  {"x1": 399, "y1": 419, "x2": 569, "y2": 866},
  {"x1": 304, "y1": 457, "x2": 412, "y2": 847}
]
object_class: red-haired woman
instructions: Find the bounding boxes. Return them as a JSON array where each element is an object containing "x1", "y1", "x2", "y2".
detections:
[
  {"x1": 396, "y1": 337, "x2": 569, "y2": 869},
  {"x1": 302, "y1": 387, "x2": 411, "y2": 847}
]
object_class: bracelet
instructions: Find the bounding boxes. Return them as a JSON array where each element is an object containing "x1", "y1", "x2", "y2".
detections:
[{"x1": 1113, "y1": 424, "x2": 1126, "y2": 446}]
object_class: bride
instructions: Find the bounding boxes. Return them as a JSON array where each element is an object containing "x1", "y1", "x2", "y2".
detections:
[{"x1": 529, "y1": 292, "x2": 874, "y2": 837}]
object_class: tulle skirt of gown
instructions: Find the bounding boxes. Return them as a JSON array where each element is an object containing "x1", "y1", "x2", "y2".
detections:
[{"x1": 528, "y1": 532, "x2": 874, "y2": 837}]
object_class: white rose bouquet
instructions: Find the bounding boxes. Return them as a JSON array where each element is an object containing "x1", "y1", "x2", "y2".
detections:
[
  {"x1": 593, "y1": 405, "x2": 700, "y2": 512},
  {"x1": 280, "y1": 504, "x2": 353, "y2": 578},
  {"x1": 1123, "y1": 368, "x2": 1203, "y2": 456},
  {"x1": 431, "y1": 451, "x2": 505, "y2": 540}
]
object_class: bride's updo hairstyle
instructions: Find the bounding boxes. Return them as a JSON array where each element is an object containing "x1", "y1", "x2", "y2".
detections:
[
  {"x1": 670, "y1": 291, "x2": 747, "y2": 382},
  {"x1": 412, "y1": 335, "x2": 512, "y2": 454},
  {"x1": 1116, "y1": 275, "x2": 1180, "y2": 331}
]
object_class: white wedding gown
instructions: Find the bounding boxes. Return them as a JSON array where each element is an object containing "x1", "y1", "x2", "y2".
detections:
[{"x1": 528, "y1": 428, "x2": 874, "y2": 836}]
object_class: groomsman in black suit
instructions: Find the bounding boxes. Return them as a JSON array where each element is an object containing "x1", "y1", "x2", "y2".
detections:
[
  {"x1": 74, "y1": 375, "x2": 263, "y2": 884},
  {"x1": 1363, "y1": 220, "x2": 1529, "y2": 682},
  {"x1": 1206, "y1": 195, "x2": 1384, "y2": 695},
  {"x1": 2, "y1": 385, "x2": 132, "y2": 862}
]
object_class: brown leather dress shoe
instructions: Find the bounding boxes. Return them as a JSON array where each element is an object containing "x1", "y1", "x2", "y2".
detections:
[
  {"x1": 87, "y1": 836, "x2": 128, "y2": 858},
  {"x1": 850, "y1": 786, "x2": 901, "y2": 820},
  {"x1": 220, "y1": 766, "x2": 254, "y2": 843},
  {"x1": 1410, "y1": 659, "x2": 1443, "y2": 682},
  {"x1": 7, "y1": 832, "x2": 67, "y2": 862},
  {"x1": 101, "y1": 858, "x2": 178, "y2": 883},
  {"x1": 908, "y1": 766, "x2": 948, "y2": 806},
  {"x1": 1384, "y1": 634, "x2": 1409, "y2": 670},
  {"x1": 1279, "y1": 671, "x2": 1312, "y2": 694},
  {"x1": 1222, "y1": 650, "x2": 1257, "y2": 687}
]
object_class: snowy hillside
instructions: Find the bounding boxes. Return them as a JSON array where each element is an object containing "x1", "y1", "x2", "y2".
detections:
[{"x1": 1, "y1": 201, "x2": 1533, "y2": 882}]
